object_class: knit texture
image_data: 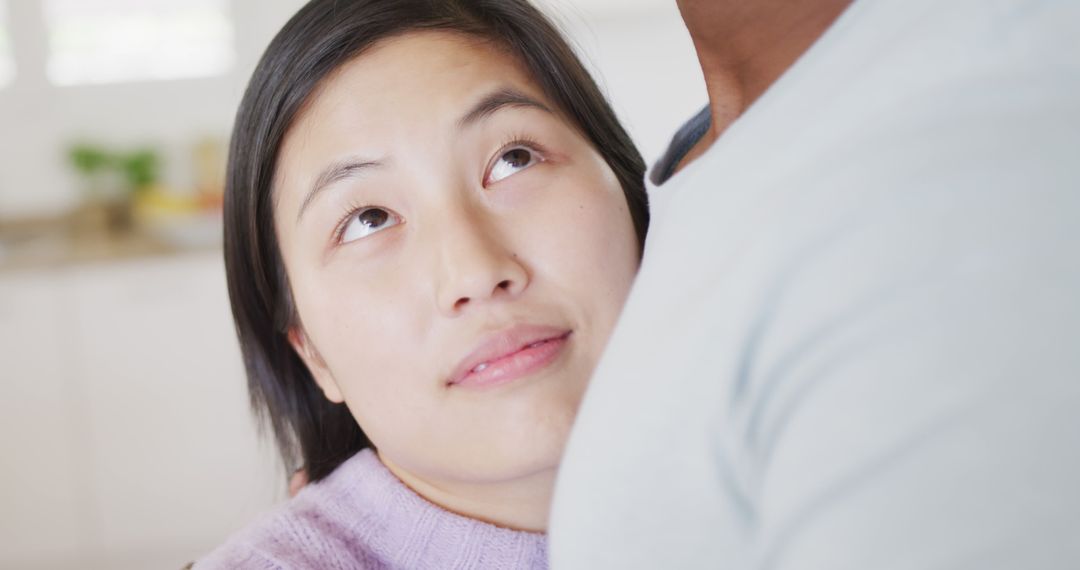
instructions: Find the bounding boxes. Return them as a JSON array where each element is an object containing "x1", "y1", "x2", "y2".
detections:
[{"x1": 197, "y1": 450, "x2": 548, "y2": 569}]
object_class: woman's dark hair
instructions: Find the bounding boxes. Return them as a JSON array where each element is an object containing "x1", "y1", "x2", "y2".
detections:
[{"x1": 224, "y1": 0, "x2": 649, "y2": 481}]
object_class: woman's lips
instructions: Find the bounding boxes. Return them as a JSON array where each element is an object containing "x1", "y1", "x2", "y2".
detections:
[{"x1": 448, "y1": 325, "x2": 572, "y2": 389}]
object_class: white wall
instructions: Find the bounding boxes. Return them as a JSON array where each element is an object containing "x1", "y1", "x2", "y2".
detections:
[
  {"x1": 540, "y1": 0, "x2": 707, "y2": 161},
  {"x1": 0, "y1": 0, "x2": 705, "y2": 218}
]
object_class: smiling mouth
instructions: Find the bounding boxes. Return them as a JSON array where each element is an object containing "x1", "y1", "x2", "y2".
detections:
[{"x1": 448, "y1": 329, "x2": 572, "y2": 389}]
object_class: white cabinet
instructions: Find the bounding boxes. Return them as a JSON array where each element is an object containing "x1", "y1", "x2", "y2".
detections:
[
  {"x1": 0, "y1": 253, "x2": 283, "y2": 569},
  {"x1": 0, "y1": 271, "x2": 91, "y2": 566}
]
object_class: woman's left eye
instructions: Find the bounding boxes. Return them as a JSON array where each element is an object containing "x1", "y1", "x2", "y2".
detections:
[
  {"x1": 339, "y1": 207, "x2": 401, "y2": 243},
  {"x1": 486, "y1": 146, "x2": 539, "y2": 185}
]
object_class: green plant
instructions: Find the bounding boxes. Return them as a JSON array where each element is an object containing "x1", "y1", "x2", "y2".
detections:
[
  {"x1": 120, "y1": 149, "x2": 160, "y2": 192},
  {"x1": 69, "y1": 144, "x2": 111, "y2": 174},
  {"x1": 67, "y1": 143, "x2": 161, "y2": 196}
]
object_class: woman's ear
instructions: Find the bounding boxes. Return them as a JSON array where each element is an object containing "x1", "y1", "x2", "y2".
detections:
[{"x1": 287, "y1": 327, "x2": 345, "y2": 403}]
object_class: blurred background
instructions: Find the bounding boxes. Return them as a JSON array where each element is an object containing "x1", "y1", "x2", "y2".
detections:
[{"x1": 0, "y1": 0, "x2": 704, "y2": 567}]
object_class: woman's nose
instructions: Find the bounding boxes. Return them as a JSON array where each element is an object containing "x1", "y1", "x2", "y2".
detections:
[{"x1": 433, "y1": 214, "x2": 529, "y2": 316}]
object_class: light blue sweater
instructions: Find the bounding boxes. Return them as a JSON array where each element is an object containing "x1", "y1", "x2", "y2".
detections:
[{"x1": 551, "y1": 0, "x2": 1080, "y2": 567}]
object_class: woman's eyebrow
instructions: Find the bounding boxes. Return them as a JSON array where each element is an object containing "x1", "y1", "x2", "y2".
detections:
[
  {"x1": 297, "y1": 157, "x2": 382, "y2": 224},
  {"x1": 457, "y1": 87, "x2": 553, "y2": 130}
]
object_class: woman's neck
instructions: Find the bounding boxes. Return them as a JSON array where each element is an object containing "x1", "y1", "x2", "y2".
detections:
[{"x1": 378, "y1": 452, "x2": 554, "y2": 533}]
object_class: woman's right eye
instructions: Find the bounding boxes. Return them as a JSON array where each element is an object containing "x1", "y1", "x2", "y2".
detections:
[{"x1": 340, "y1": 207, "x2": 401, "y2": 243}]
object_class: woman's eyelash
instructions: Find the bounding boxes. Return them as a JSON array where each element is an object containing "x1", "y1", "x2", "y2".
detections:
[
  {"x1": 497, "y1": 134, "x2": 544, "y2": 155},
  {"x1": 333, "y1": 201, "x2": 373, "y2": 242}
]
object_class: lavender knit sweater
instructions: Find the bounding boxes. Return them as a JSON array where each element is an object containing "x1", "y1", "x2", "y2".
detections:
[{"x1": 197, "y1": 449, "x2": 548, "y2": 569}]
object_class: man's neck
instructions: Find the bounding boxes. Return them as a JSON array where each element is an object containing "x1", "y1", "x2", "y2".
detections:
[{"x1": 674, "y1": 0, "x2": 852, "y2": 164}]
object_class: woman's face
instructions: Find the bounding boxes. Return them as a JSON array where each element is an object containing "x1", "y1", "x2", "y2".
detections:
[{"x1": 273, "y1": 31, "x2": 638, "y2": 500}]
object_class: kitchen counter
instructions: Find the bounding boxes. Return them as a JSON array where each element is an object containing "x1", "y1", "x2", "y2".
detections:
[{"x1": 0, "y1": 213, "x2": 222, "y2": 273}]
